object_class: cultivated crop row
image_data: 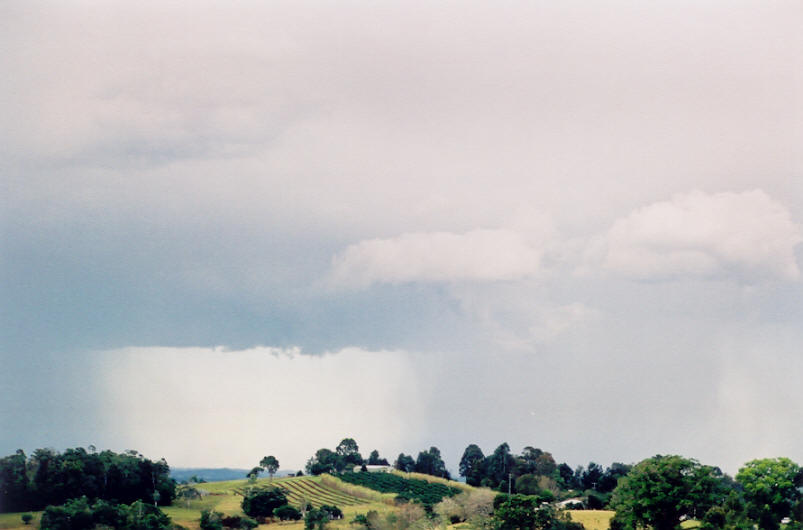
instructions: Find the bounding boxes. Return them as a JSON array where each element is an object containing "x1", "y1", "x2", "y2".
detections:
[
  {"x1": 275, "y1": 478, "x2": 367, "y2": 508},
  {"x1": 337, "y1": 472, "x2": 461, "y2": 507}
]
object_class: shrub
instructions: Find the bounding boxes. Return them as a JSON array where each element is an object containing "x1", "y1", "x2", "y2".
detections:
[
  {"x1": 21, "y1": 514, "x2": 33, "y2": 525},
  {"x1": 40, "y1": 498, "x2": 171, "y2": 530},
  {"x1": 200, "y1": 510, "x2": 223, "y2": 530},
  {"x1": 319, "y1": 505, "x2": 343, "y2": 520},
  {"x1": 274, "y1": 505, "x2": 302, "y2": 521},
  {"x1": 220, "y1": 515, "x2": 258, "y2": 529},
  {"x1": 304, "y1": 508, "x2": 329, "y2": 530}
]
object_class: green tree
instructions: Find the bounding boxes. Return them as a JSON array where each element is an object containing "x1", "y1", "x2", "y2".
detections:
[
  {"x1": 304, "y1": 508, "x2": 329, "y2": 530},
  {"x1": 494, "y1": 495, "x2": 581, "y2": 530},
  {"x1": 415, "y1": 447, "x2": 449, "y2": 479},
  {"x1": 274, "y1": 505, "x2": 302, "y2": 521},
  {"x1": 21, "y1": 514, "x2": 33, "y2": 525},
  {"x1": 306, "y1": 449, "x2": 340, "y2": 475},
  {"x1": 367, "y1": 450, "x2": 388, "y2": 466},
  {"x1": 394, "y1": 454, "x2": 415, "y2": 473},
  {"x1": 0, "y1": 450, "x2": 30, "y2": 512},
  {"x1": 260, "y1": 456, "x2": 280, "y2": 479},
  {"x1": 200, "y1": 510, "x2": 223, "y2": 530},
  {"x1": 486, "y1": 443, "x2": 515, "y2": 489},
  {"x1": 241, "y1": 487, "x2": 289, "y2": 518},
  {"x1": 459, "y1": 444, "x2": 486, "y2": 487},
  {"x1": 610, "y1": 455, "x2": 727, "y2": 530},
  {"x1": 736, "y1": 457, "x2": 802, "y2": 530},
  {"x1": 177, "y1": 485, "x2": 201, "y2": 508},
  {"x1": 336, "y1": 439, "x2": 362, "y2": 468}
]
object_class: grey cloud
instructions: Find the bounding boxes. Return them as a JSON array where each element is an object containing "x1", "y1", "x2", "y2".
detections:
[{"x1": 2, "y1": 1, "x2": 802, "y2": 473}]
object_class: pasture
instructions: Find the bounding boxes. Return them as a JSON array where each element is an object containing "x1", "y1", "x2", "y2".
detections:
[{"x1": 565, "y1": 510, "x2": 614, "y2": 530}]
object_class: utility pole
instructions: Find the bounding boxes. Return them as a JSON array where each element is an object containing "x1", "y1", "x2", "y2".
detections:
[{"x1": 508, "y1": 473, "x2": 512, "y2": 495}]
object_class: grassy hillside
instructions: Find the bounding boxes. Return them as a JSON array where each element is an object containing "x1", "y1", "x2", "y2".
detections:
[
  {"x1": 163, "y1": 475, "x2": 384, "y2": 530},
  {"x1": 0, "y1": 476, "x2": 616, "y2": 530}
]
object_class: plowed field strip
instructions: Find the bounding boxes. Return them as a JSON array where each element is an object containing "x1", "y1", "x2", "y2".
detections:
[
  {"x1": 276, "y1": 479, "x2": 366, "y2": 507},
  {"x1": 282, "y1": 481, "x2": 361, "y2": 506}
]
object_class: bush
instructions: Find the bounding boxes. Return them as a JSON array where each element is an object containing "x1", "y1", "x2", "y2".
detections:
[
  {"x1": 40, "y1": 498, "x2": 171, "y2": 530},
  {"x1": 220, "y1": 515, "x2": 258, "y2": 529},
  {"x1": 200, "y1": 510, "x2": 223, "y2": 530},
  {"x1": 21, "y1": 514, "x2": 33, "y2": 525},
  {"x1": 241, "y1": 487, "x2": 289, "y2": 518},
  {"x1": 41, "y1": 497, "x2": 94, "y2": 530},
  {"x1": 351, "y1": 513, "x2": 369, "y2": 527},
  {"x1": 304, "y1": 508, "x2": 329, "y2": 530},
  {"x1": 319, "y1": 505, "x2": 343, "y2": 520},
  {"x1": 273, "y1": 505, "x2": 302, "y2": 521}
]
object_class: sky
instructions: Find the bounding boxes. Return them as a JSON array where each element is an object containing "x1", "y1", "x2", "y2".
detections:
[{"x1": 1, "y1": 1, "x2": 802, "y2": 476}]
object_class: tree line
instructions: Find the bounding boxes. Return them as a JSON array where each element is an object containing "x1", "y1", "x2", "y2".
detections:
[
  {"x1": 0, "y1": 447, "x2": 176, "y2": 513},
  {"x1": 301, "y1": 438, "x2": 803, "y2": 529},
  {"x1": 304, "y1": 438, "x2": 447, "y2": 478}
]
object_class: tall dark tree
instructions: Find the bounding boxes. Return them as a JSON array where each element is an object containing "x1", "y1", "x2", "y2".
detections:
[
  {"x1": 597, "y1": 463, "x2": 631, "y2": 494},
  {"x1": 367, "y1": 450, "x2": 388, "y2": 466},
  {"x1": 519, "y1": 447, "x2": 543, "y2": 475},
  {"x1": 486, "y1": 443, "x2": 515, "y2": 488},
  {"x1": 458, "y1": 445, "x2": 486, "y2": 487},
  {"x1": 556, "y1": 463, "x2": 575, "y2": 489},
  {"x1": 581, "y1": 462, "x2": 604, "y2": 491},
  {"x1": 0, "y1": 450, "x2": 29, "y2": 512},
  {"x1": 414, "y1": 447, "x2": 449, "y2": 479},
  {"x1": 394, "y1": 454, "x2": 415, "y2": 473}
]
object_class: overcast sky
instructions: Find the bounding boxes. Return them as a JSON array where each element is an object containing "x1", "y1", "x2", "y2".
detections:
[{"x1": 1, "y1": 1, "x2": 802, "y2": 476}]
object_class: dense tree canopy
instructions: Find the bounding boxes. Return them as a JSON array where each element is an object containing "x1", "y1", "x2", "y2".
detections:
[
  {"x1": 415, "y1": 447, "x2": 450, "y2": 479},
  {"x1": 0, "y1": 447, "x2": 176, "y2": 513},
  {"x1": 736, "y1": 457, "x2": 802, "y2": 530},
  {"x1": 39, "y1": 497, "x2": 171, "y2": 530},
  {"x1": 305, "y1": 449, "x2": 341, "y2": 476},
  {"x1": 305, "y1": 439, "x2": 364, "y2": 475},
  {"x1": 394, "y1": 454, "x2": 415, "y2": 473},
  {"x1": 610, "y1": 455, "x2": 727, "y2": 530},
  {"x1": 241, "y1": 487, "x2": 289, "y2": 518}
]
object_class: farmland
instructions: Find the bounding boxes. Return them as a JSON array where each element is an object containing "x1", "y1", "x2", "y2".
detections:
[
  {"x1": 564, "y1": 510, "x2": 615, "y2": 530},
  {"x1": 162, "y1": 475, "x2": 386, "y2": 530},
  {"x1": 337, "y1": 471, "x2": 461, "y2": 507}
]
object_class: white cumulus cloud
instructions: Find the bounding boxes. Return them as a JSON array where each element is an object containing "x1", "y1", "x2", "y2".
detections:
[
  {"x1": 597, "y1": 190, "x2": 801, "y2": 281},
  {"x1": 329, "y1": 229, "x2": 546, "y2": 289}
]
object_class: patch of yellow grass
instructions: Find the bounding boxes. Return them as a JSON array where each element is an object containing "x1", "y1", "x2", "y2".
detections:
[
  {"x1": 389, "y1": 470, "x2": 474, "y2": 493},
  {"x1": 564, "y1": 510, "x2": 615, "y2": 530},
  {"x1": 0, "y1": 512, "x2": 41, "y2": 530}
]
